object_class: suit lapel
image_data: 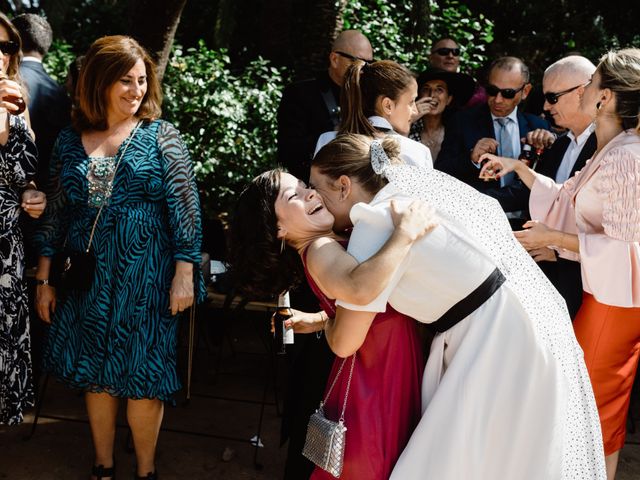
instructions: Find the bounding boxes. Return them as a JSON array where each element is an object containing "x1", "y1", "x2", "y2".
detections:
[
  {"x1": 570, "y1": 132, "x2": 597, "y2": 176},
  {"x1": 479, "y1": 105, "x2": 496, "y2": 139},
  {"x1": 538, "y1": 135, "x2": 570, "y2": 178},
  {"x1": 516, "y1": 110, "x2": 530, "y2": 139}
]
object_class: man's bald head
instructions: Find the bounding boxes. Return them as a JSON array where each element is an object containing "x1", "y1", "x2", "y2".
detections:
[
  {"x1": 332, "y1": 30, "x2": 372, "y2": 55},
  {"x1": 542, "y1": 56, "x2": 596, "y2": 134},
  {"x1": 544, "y1": 55, "x2": 596, "y2": 85},
  {"x1": 328, "y1": 30, "x2": 373, "y2": 86}
]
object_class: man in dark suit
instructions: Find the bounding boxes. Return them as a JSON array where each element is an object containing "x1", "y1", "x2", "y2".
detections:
[
  {"x1": 518, "y1": 56, "x2": 597, "y2": 319},
  {"x1": 13, "y1": 14, "x2": 71, "y2": 191},
  {"x1": 277, "y1": 30, "x2": 373, "y2": 183},
  {"x1": 437, "y1": 56, "x2": 552, "y2": 229}
]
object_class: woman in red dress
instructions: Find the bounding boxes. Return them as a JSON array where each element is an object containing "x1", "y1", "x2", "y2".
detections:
[
  {"x1": 303, "y1": 248, "x2": 423, "y2": 480},
  {"x1": 231, "y1": 168, "x2": 430, "y2": 479}
]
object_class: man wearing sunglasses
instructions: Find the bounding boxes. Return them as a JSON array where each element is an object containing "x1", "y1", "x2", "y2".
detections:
[
  {"x1": 437, "y1": 56, "x2": 550, "y2": 218},
  {"x1": 429, "y1": 37, "x2": 488, "y2": 109},
  {"x1": 429, "y1": 38, "x2": 461, "y2": 73},
  {"x1": 513, "y1": 55, "x2": 597, "y2": 320},
  {"x1": 277, "y1": 29, "x2": 373, "y2": 183}
]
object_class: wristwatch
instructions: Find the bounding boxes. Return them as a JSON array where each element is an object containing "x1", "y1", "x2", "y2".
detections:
[{"x1": 36, "y1": 279, "x2": 49, "y2": 286}]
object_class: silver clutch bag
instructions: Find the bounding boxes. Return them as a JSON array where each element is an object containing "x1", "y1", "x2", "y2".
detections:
[
  {"x1": 302, "y1": 406, "x2": 347, "y2": 477},
  {"x1": 302, "y1": 353, "x2": 356, "y2": 478}
]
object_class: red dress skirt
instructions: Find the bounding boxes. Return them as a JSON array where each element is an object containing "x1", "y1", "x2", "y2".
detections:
[{"x1": 304, "y1": 262, "x2": 424, "y2": 480}]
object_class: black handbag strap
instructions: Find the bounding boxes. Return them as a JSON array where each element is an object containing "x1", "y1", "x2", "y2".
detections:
[
  {"x1": 84, "y1": 120, "x2": 141, "y2": 252},
  {"x1": 320, "y1": 352, "x2": 356, "y2": 423}
]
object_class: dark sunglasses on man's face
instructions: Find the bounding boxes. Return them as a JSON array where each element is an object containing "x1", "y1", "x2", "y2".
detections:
[
  {"x1": 486, "y1": 84, "x2": 526, "y2": 99},
  {"x1": 0, "y1": 40, "x2": 19, "y2": 56},
  {"x1": 543, "y1": 82, "x2": 589, "y2": 105},
  {"x1": 334, "y1": 50, "x2": 374, "y2": 64},
  {"x1": 433, "y1": 47, "x2": 460, "y2": 57}
]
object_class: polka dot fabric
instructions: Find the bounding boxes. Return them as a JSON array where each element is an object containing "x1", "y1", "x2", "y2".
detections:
[{"x1": 386, "y1": 165, "x2": 606, "y2": 479}]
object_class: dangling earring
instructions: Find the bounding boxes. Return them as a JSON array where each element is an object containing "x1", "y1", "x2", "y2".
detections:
[
  {"x1": 596, "y1": 101, "x2": 602, "y2": 111},
  {"x1": 280, "y1": 236, "x2": 286, "y2": 254}
]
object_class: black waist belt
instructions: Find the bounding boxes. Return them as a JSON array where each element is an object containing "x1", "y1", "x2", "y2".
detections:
[{"x1": 428, "y1": 268, "x2": 506, "y2": 334}]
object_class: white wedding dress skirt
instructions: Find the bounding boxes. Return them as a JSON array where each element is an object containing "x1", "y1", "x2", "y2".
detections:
[{"x1": 374, "y1": 166, "x2": 607, "y2": 479}]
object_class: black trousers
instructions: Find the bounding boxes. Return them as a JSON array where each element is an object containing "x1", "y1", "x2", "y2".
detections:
[{"x1": 538, "y1": 257, "x2": 583, "y2": 320}]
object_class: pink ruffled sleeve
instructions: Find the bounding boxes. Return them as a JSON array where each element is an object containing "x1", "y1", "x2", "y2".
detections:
[
  {"x1": 579, "y1": 148, "x2": 640, "y2": 307},
  {"x1": 529, "y1": 173, "x2": 580, "y2": 261}
]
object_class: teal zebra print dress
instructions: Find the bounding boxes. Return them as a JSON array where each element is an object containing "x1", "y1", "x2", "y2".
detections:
[{"x1": 36, "y1": 120, "x2": 205, "y2": 401}]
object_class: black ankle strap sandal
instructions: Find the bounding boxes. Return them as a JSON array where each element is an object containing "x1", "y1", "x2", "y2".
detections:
[
  {"x1": 92, "y1": 463, "x2": 116, "y2": 479},
  {"x1": 134, "y1": 472, "x2": 157, "y2": 480}
]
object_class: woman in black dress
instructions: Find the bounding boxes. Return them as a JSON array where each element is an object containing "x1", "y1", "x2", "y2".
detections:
[{"x1": 0, "y1": 11, "x2": 45, "y2": 426}]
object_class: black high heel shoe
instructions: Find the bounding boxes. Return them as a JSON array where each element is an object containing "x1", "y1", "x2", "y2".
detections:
[
  {"x1": 92, "y1": 463, "x2": 116, "y2": 480},
  {"x1": 134, "y1": 471, "x2": 157, "y2": 480}
]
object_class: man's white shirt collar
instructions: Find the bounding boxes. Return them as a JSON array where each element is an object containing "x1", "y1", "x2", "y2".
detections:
[
  {"x1": 567, "y1": 122, "x2": 595, "y2": 146},
  {"x1": 22, "y1": 56, "x2": 42, "y2": 63},
  {"x1": 491, "y1": 106, "x2": 519, "y2": 124}
]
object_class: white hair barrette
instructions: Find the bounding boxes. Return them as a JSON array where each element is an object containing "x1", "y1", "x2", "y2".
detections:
[{"x1": 370, "y1": 139, "x2": 392, "y2": 177}]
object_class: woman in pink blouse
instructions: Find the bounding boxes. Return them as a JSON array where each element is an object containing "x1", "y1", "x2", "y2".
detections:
[{"x1": 479, "y1": 48, "x2": 640, "y2": 480}]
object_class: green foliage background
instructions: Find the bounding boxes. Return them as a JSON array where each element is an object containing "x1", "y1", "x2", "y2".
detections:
[
  {"x1": 343, "y1": 0, "x2": 493, "y2": 73},
  {"x1": 40, "y1": 0, "x2": 495, "y2": 218},
  {"x1": 161, "y1": 43, "x2": 287, "y2": 218}
]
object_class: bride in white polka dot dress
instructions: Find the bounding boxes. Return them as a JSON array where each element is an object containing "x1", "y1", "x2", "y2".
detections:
[{"x1": 333, "y1": 162, "x2": 606, "y2": 479}]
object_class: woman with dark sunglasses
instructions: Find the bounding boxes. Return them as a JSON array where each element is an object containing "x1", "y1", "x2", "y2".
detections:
[
  {"x1": 0, "y1": 14, "x2": 27, "y2": 118},
  {"x1": 0, "y1": 11, "x2": 45, "y2": 426},
  {"x1": 480, "y1": 48, "x2": 640, "y2": 480},
  {"x1": 429, "y1": 38, "x2": 461, "y2": 73}
]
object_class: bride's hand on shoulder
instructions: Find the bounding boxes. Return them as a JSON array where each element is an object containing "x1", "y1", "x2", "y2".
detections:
[{"x1": 390, "y1": 199, "x2": 438, "y2": 242}]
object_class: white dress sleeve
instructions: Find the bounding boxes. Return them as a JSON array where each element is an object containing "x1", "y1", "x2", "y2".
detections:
[{"x1": 336, "y1": 201, "x2": 410, "y2": 312}]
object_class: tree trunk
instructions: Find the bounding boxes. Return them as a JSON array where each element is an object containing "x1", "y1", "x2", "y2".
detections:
[
  {"x1": 293, "y1": 0, "x2": 347, "y2": 76},
  {"x1": 214, "y1": 0, "x2": 237, "y2": 50},
  {"x1": 39, "y1": 0, "x2": 73, "y2": 34},
  {"x1": 127, "y1": 0, "x2": 188, "y2": 80},
  {"x1": 259, "y1": 0, "x2": 347, "y2": 78},
  {"x1": 258, "y1": 0, "x2": 294, "y2": 66},
  {"x1": 410, "y1": 0, "x2": 431, "y2": 40}
]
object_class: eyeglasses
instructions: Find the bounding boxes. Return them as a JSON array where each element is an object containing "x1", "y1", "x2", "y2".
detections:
[
  {"x1": 432, "y1": 47, "x2": 460, "y2": 57},
  {"x1": 0, "y1": 41, "x2": 18, "y2": 56},
  {"x1": 334, "y1": 51, "x2": 374, "y2": 64},
  {"x1": 543, "y1": 82, "x2": 589, "y2": 105},
  {"x1": 486, "y1": 84, "x2": 526, "y2": 99}
]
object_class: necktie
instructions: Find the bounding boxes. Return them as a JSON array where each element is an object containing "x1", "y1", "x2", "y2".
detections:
[{"x1": 496, "y1": 117, "x2": 516, "y2": 187}]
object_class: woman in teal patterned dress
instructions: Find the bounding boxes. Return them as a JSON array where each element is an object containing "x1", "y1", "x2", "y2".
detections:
[{"x1": 34, "y1": 36, "x2": 205, "y2": 480}]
